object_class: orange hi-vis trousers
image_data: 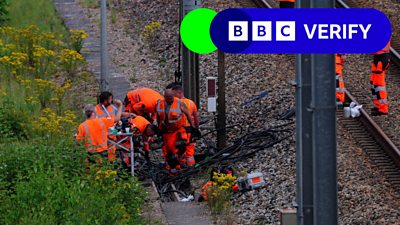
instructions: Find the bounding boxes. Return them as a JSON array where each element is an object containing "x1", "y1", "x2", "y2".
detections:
[
  {"x1": 162, "y1": 127, "x2": 188, "y2": 169},
  {"x1": 335, "y1": 54, "x2": 345, "y2": 103},
  {"x1": 185, "y1": 132, "x2": 195, "y2": 166},
  {"x1": 370, "y1": 54, "x2": 390, "y2": 114}
]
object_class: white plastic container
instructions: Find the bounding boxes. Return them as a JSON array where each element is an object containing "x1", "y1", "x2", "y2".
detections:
[{"x1": 343, "y1": 107, "x2": 351, "y2": 118}]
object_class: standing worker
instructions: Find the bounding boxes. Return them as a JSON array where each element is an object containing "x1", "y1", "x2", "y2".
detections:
[
  {"x1": 279, "y1": 0, "x2": 295, "y2": 8},
  {"x1": 96, "y1": 91, "x2": 119, "y2": 161},
  {"x1": 124, "y1": 87, "x2": 163, "y2": 122},
  {"x1": 76, "y1": 100, "x2": 123, "y2": 163},
  {"x1": 336, "y1": 54, "x2": 346, "y2": 104},
  {"x1": 371, "y1": 40, "x2": 390, "y2": 116},
  {"x1": 172, "y1": 84, "x2": 200, "y2": 167},
  {"x1": 95, "y1": 91, "x2": 118, "y2": 118},
  {"x1": 156, "y1": 89, "x2": 195, "y2": 174}
]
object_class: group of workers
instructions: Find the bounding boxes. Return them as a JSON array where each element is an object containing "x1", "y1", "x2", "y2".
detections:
[
  {"x1": 76, "y1": 84, "x2": 200, "y2": 174},
  {"x1": 76, "y1": 0, "x2": 391, "y2": 174},
  {"x1": 280, "y1": 0, "x2": 392, "y2": 116}
]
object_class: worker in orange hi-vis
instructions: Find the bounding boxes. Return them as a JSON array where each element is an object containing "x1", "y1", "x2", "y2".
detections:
[
  {"x1": 95, "y1": 91, "x2": 119, "y2": 161},
  {"x1": 335, "y1": 54, "x2": 346, "y2": 104},
  {"x1": 76, "y1": 100, "x2": 123, "y2": 164},
  {"x1": 156, "y1": 89, "x2": 196, "y2": 175},
  {"x1": 124, "y1": 88, "x2": 163, "y2": 122},
  {"x1": 279, "y1": 0, "x2": 295, "y2": 8},
  {"x1": 119, "y1": 115, "x2": 158, "y2": 165},
  {"x1": 171, "y1": 84, "x2": 200, "y2": 167},
  {"x1": 95, "y1": 91, "x2": 118, "y2": 118},
  {"x1": 371, "y1": 40, "x2": 390, "y2": 116}
]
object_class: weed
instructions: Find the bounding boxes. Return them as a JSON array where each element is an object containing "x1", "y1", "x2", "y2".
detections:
[
  {"x1": 142, "y1": 21, "x2": 161, "y2": 49},
  {"x1": 207, "y1": 172, "x2": 237, "y2": 224},
  {"x1": 111, "y1": 7, "x2": 117, "y2": 24},
  {"x1": 79, "y1": 0, "x2": 99, "y2": 8}
]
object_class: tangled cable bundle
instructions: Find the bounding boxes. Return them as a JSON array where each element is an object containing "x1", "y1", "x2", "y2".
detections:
[{"x1": 138, "y1": 122, "x2": 294, "y2": 200}]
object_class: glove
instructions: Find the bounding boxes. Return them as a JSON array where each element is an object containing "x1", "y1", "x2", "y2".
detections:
[
  {"x1": 144, "y1": 151, "x2": 150, "y2": 161},
  {"x1": 166, "y1": 152, "x2": 179, "y2": 169},
  {"x1": 176, "y1": 140, "x2": 187, "y2": 155},
  {"x1": 191, "y1": 127, "x2": 201, "y2": 138}
]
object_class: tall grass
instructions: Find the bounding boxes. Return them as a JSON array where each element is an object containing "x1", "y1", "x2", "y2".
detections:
[{"x1": 7, "y1": 0, "x2": 67, "y2": 34}]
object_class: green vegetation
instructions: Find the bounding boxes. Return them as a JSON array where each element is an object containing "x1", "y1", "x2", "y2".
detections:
[
  {"x1": 0, "y1": 0, "x2": 8, "y2": 25},
  {"x1": 7, "y1": 0, "x2": 66, "y2": 34},
  {"x1": 207, "y1": 173, "x2": 236, "y2": 225},
  {"x1": 0, "y1": 140, "x2": 146, "y2": 224},
  {"x1": 0, "y1": 0, "x2": 147, "y2": 224},
  {"x1": 80, "y1": 0, "x2": 99, "y2": 8}
]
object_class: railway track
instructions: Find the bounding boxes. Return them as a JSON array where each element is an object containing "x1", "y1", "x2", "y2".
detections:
[{"x1": 249, "y1": 0, "x2": 400, "y2": 192}]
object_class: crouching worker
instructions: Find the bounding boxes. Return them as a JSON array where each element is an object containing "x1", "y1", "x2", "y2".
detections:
[
  {"x1": 119, "y1": 115, "x2": 158, "y2": 166},
  {"x1": 76, "y1": 100, "x2": 123, "y2": 165},
  {"x1": 156, "y1": 89, "x2": 195, "y2": 175},
  {"x1": 124, "y1": 87, "x2": 163, "y2": 122}
]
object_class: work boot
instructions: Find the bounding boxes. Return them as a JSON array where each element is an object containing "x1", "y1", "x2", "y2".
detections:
[
  {"x1": 371, "y1": 107, "x2": 388, "y2": 116},
  {"x1": 336, "y1": 101, "x2": 343, "y2": 109}
]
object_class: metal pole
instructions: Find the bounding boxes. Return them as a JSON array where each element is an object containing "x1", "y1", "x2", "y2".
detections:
[
  {"x1": 194, "y1": 53, "x2": 200, "y2": 108},
  {"x1": 217, "y1": 50, "x2": 226, "y2": 149},
  {"x1": 190, "y1": 51, "x2": 196, "y2": 101},
  {"x1": 311, "y1": 2, "x2": 337, "y2": 225},
  {"x1": 296, "y1": 0, "x2": 314, "y2": 224},
  {"x1": 181, "y1": 0, "x2": 201, "y2": 101},
  {"x1": 297, "y1": 54, "x2": 314, "y2": 225},
  {"x1": 100, "y1": 0, "x2": 109, "y2": 92},
  {"x1": 181, "y1": 0, "x2": 191, "y2": 98}
]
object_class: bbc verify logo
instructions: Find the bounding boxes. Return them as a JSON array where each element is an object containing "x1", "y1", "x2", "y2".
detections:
[
  {"x1": 229, "y1": 21, "x2": 372, "y2": 42},
  {"x1": 179, "y1": 8, "x2": 391, "y2": 54},
  {"x1": 229, "y1": 21, "x2": 296, "y2": 41},
  {"x1": 209, "y1": 8, "x2": 390, "y2": 54}
]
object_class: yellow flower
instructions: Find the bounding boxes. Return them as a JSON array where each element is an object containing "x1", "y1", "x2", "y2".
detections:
[
  {"x1": 33, "y1": 45, "x2": 55, "y2": 58},
  {"x1": 58, "y1": 49, "x2": 84, "y2": 62},
  {"x1": 70, "y1": 29, "x2": 89, "y2": 41}
]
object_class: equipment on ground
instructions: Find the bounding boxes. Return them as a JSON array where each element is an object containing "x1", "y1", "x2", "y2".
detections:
[{"x1": 236, "y1": 172, "x2": 266, "y2": 191}]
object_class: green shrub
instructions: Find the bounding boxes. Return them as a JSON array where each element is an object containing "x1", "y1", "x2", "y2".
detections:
[
  {"x1": 0, "y1": 99, "x2": 30, "y2": 141},
  {"x1": 0, "y1": 0, "x2": 9, "y2": 25},
  {"x1": 0, "y1": 139, "x2": 147, "y2": 225}
]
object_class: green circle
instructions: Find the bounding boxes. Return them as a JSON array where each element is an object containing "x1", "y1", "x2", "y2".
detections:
[{"x1": 180, "y1": 8, "x2": 217, "y2": 54}]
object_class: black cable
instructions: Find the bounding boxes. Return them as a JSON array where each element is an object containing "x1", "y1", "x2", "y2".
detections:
[{"x1": 134, "y1": 121, "x2": 295, "y2": 200}]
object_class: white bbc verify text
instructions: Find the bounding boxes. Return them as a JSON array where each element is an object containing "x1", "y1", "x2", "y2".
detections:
[
  {"x1": 304, "y1": 24, "x2": 372, "y2": 39},
  {"x1": 228, "y1": 21, "x2": 372, "y2": 41}
]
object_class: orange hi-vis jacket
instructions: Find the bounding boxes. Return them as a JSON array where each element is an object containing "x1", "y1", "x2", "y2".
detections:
[
  {"x1": 95, "y1": 104, "x2": 118, "y2": 118},
  {"x1": 279, "y1": 0, "x2": 295, "y2": 2},
  {"x1": 126, "y1": 88, "x2": 163, "y2": 114},
  {"x1": 95, "y1": 104, "x2": 118, "y2": 161},
  {"x1": 131, "y1": 116, "x2": 150, "y2": 134},
  {"x1": 201, "y1": 181, "x2": 214, "y2": 201},
  {"x1": 375, "y1": 41, "x2": 390, "y2": 55},
  {"x1": 156, "y1": 97, "x2": 187, "y2": 133},
  {"x1": 181, "y1": 98, "x2": 197, "y2": 127},
  {"x1": 76, "y1": 117, "x2": 114, "y2": 153},
  {"x1": 131, "y1": 116, "x2": 151, "y2": 151}
]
